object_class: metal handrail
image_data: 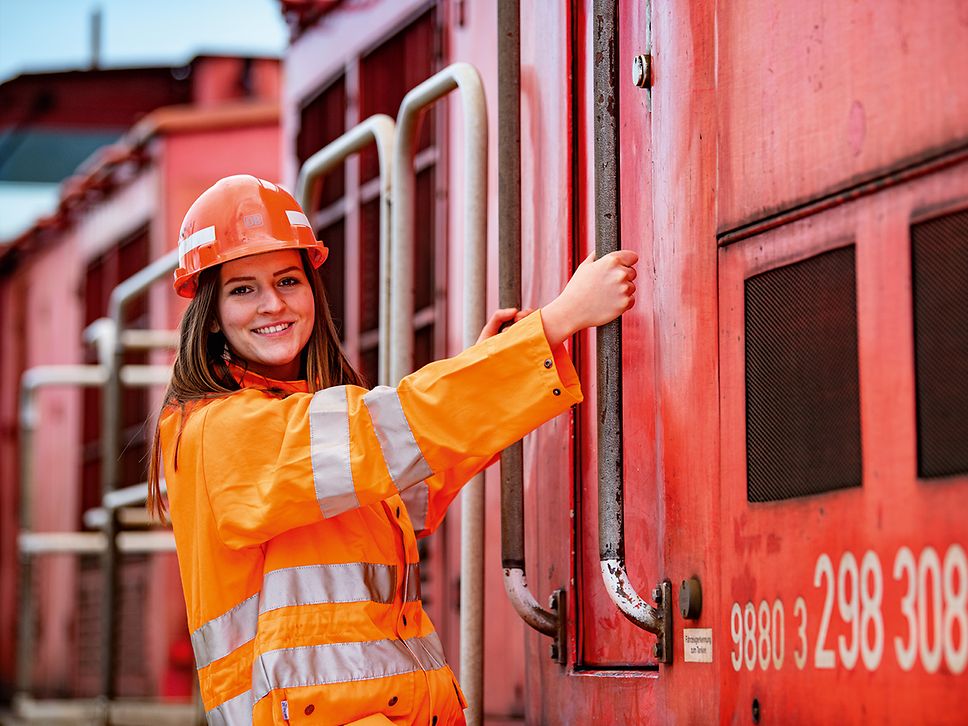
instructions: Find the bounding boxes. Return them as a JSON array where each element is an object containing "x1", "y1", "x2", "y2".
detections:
[
  {"x1": 497, "y1": 0, "x2": 562, "y2": 644},
  {"x1": 17, "y1": 366, "x2": 108, "y2": 696},
  {"x1": 99, "y1": 248, "x2": 179, "y2": 700},
  {"x1": 390, "y1": 62, "x2": 488, "y2": 726},
  {"x1": 593, "y1": 0, "x2": 671, "y2": 661},
  {"x1": 295, "y1": 114, "x2": 396, "y2": 385},
  {"x1": 17, "y1": 363, "x2": 175, "y2": 699}
]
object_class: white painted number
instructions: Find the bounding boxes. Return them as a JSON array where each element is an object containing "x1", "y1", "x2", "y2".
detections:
[
  {"x1": 729, "y1": 544, "x2": 965, "y2": 675},
  {"x1": 772, "y1": 599, "x2": 785, "y2": 670},
  {"x1": 730, "y1": 602, "x2": 743, "y2": 672},
  {"x1": 943, "y1": 544, "x2": 968, "y2": 674},
  {"x1": 894, "y1": 546, "x2": 918, "y2": 671},
  {"x1": 918, "y1": 547, "x2": 943, "y2": 673},
  {"x1": 794, "y1": 597, "x2": 807, "y2": 670},
  {"x1": 814, "y1": 553, "x2": 836, "y2": 669},
  {"x1": 744, "y1": 601, "x2": 756, "y2": 671},
  {"x1": 837, "y1": 551, "x2": 860, "y2": 669},
  {"x1": 859, "y1": 550, "x2": 884, "y2": 670}
]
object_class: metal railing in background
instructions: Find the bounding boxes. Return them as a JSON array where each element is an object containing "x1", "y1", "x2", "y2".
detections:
[
  {"x1": 295, "y1": 114, "x2": 396, "y2": 386},
  {"x1": 390, "y1": 62, "x2": 488, "y2": 726},
  {"x1": 16, "y1": 362, "x2": 182, "y2": 723},
  {"x1": 98, "y1": 248, "x2": 179, "y2": 701},
  {"x1": 592, "y1": 0, "x2": 672, "y2": 661}
]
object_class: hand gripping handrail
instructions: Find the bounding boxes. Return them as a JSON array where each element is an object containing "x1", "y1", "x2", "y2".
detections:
[
  {"x1": 593, "y1": 0, "x2": 671, "y2": 662},
  {"x1": 496, "y1": 0, "x2": 567, "y2": 660},
  {"x1": 389, "y1": 62, "x2": 487, "y2": 726},
  {"x1": 295, "y1": 114, "x2": 396, "y2": 385}
]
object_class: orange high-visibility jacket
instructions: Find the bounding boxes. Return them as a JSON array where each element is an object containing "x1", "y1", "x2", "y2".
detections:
[{"x1": 161, "y1": 312, "x2": 582, "y2": 725}]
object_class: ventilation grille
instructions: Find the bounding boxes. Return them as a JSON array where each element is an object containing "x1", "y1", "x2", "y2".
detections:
[
  {"x1": 912, "y1": 209, "x2": 968, "y2": 479},
  {"x1": 745, "y1": 246, "x2": 862, "y2": 502}
]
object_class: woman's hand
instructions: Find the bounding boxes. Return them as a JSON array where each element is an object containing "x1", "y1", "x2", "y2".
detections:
[
  {"x1": 476, "y1": 307, "x2": 535, "y2": 344},
  {"x1": 540, "y1": 250, "x2": 638, "y2": 347}
]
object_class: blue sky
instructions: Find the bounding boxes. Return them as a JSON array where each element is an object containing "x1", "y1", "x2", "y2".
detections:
[
  {"x1": 0, "y1": 0, "x2": 288, "y2": 240},
  {"x1": 0, "y1": 0, "x2": 288, "y2": 83}
]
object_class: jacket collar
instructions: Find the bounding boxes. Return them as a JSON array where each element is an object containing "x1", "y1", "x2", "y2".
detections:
[{"x1": 227, "y1": 362, "x2": 309, "y2": 395}]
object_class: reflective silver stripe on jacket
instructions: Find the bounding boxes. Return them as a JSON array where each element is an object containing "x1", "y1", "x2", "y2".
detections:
[
  {"x1": 400, "y1": 481, "x2": 430, "y2": 533},
  {"x1": 192, "y1": 563, "x2": 422, "y2": 671},
  {"x1": 404, "y1": 562, "x2": 421, "y2": 602},
  {"x1": 309, "y1": 387, "x2": 360, "y2": 517},
  {"x1": 363, "y1": 386, "x2": 433, "y2": 491},
  {"x1": 251, "y1": 632, "x2": 447, "y2": 705},
  {"x1": 191, "y1": 593, "x2": 260, "y2": 669},
  {"x1": 206, "y1": 688, "x2": 254, "y2": 726},
  {"x1": 260, "y1": 563, "x2": 396, "y2": 612}
]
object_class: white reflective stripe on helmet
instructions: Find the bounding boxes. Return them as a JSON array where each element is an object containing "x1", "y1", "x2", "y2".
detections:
[
  {"x1": 286, "y1": 210, "x2": 311, "y2": 227},
  {"x1": 178, "y1": 225, "x2": 217, "y2": 264}
]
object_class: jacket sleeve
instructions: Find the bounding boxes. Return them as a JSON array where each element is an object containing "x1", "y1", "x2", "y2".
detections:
[
  {"x1": 399, "y1": 332, "x2": 579, "y2": 538},
  {"x1": 199, "y1": 310, "x2": 582, "y2": 548}
]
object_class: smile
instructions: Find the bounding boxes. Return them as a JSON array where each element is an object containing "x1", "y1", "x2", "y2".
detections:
[{"x1": 253, "y1": 322, "x2": 294, "y2": 335}]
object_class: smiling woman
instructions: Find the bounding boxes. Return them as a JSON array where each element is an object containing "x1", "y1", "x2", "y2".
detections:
[
  {"x1": 146, "y1": 174, "x2": 637, "y2": 725},
  {"x1": 217, "y1": 250, "x2": 316, "y2": 381}
]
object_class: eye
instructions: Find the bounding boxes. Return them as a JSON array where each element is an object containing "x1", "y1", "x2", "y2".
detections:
[
  {"x1": 229, "y1": 285, "x2": 252, "y2": 296},
  {"x1": 278, "y1": 276, "x2": 301, "y2": 287}
]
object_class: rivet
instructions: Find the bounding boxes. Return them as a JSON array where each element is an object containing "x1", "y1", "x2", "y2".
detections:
[
  {"x1": 388, "y1": 696, "x2": 398, "y2": 707},
  {"x1": 304, "y1": 704, "x2": 315, "y2": 715},
  {"x1": 553, "y1": 388, "x2": 561, "y2": 396},
  {"x1": 544, "y1": 358, "x2": 553, "y2": 368}
]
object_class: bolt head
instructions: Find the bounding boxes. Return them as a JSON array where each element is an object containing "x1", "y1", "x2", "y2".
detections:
[
  {"x1": 653, "y1": 642, "x2": 663, "y2": 658},
  {"x1": 632, "y1": 54, "x2": 651, "y2": 89},
  {"x1": 652, "y1": 587, "x2": 663, "y2": 604}
]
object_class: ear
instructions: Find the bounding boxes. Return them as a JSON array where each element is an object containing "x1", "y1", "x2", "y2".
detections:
[{"x1": 209, "y1": 319, "x2": 221, "y2": 333}]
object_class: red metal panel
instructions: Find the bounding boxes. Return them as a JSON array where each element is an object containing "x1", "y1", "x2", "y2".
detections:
[
  {"x1": 717, "y1": 160, "x2": 968, "y2": 723},
  {"x1": 717, "y1": 0, "x2": 968, "y2": 232}
]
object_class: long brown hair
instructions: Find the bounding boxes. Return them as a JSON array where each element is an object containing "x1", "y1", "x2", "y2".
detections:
[{"x1": 146, "y1": 250, "x2": 364, "y2": 519}]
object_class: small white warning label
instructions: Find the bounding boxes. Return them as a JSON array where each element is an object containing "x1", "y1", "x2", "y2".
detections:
[{"x1": 683, "y1": 628, "x2": 713, "y2": 663}]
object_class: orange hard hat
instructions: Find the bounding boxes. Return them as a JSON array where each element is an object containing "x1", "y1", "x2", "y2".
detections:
[{"x1": 173, "y1": 175, "x2": 327, "y2": 298}]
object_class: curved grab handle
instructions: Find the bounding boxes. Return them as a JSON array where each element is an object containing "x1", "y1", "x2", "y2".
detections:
[
  {"x1": 389, "y1": 62, "x2": 488, "y2": 725},
  {"x1": 593, "y1": 0, "x2": 671, "y2": 661},
  {"x1": 296, "y1": 114, "x2": 396, "y2": 385},
  {"x1": 496, "y1": 0, "x2": 564, "y2": 655}
]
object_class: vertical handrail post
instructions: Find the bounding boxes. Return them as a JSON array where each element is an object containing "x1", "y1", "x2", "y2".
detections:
[
  {"x1": 16, "y1": 367, "x2": 109, "y2": 705},
  {"x1": 295, "y1": 114, "x2": 396, "y2": 385},
  {"x1": 497, "y1": 0, "x2": 562, "y2": 644},
  {"x1": 100, "y1": 249, "x2": 179, "y2": 702},
  {"x1": 390, "y1": 62, "x2": 488, "y2": 726},
  {"x1": 593, "y1": 0, "x2": 671, "y2": 659}
]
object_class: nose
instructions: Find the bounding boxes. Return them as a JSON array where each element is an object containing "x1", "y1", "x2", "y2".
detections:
[{"x1": 256, "y1": 286, "x2": 286, "y2": 314}]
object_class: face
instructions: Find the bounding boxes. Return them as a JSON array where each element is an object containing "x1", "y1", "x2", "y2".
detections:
[{"x1": 217, "y1": 249, "x2": 315, "y2": 381}]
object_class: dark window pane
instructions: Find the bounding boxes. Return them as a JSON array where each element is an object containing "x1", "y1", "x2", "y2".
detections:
[
  {"x1": 912, "y1": 210, "x2": 968, "y2": 478},
  {"x1": 298, "y1": 76, "x2": 346, "y2": 210},
  {"x1": 359, "y1": 198, "x2": 380, "y2": 332},
  {"x1": 318, "y1": 218, "x2": 346, "y2": 339},
  {"x1": 415, "y1": 166, "x2": 435, "y2": 312},
  {"x1": 745, "y1": 246, "x2": 862, "y2": 502}
]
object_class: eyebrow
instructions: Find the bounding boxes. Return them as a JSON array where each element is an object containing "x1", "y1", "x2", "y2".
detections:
[{"x1": 223, "y1": 266, "x2": 303, "y2": 286}]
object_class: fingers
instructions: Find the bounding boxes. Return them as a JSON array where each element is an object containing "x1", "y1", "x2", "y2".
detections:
[{"x1": 476, "y1": 307, "x2": 519, "y2": 344}]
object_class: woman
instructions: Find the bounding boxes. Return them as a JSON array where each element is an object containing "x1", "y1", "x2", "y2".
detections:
[{"x1": 147, "y1": 175, "x2": 637, "y2": 725}]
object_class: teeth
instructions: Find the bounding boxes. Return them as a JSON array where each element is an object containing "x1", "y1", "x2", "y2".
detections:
[{"x1": 254, "y1": 323, "x2": 291, "y2": 334}]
